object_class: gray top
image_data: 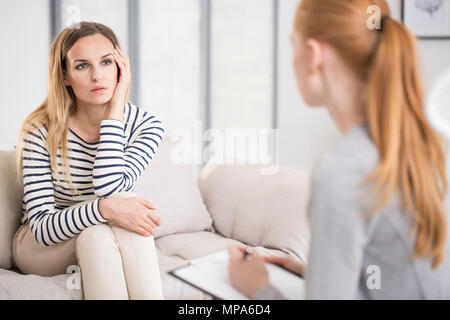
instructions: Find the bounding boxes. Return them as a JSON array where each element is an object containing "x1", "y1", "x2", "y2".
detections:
[{"x1": 255, "y1": 123, "x2": 450, "y2": 299}]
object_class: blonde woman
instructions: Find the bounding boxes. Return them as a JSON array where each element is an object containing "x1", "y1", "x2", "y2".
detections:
[
  {"x1": 228, "y1": 0, "x2": 450, "y2": 299},
  {"x1": 12, "y1": 22, "x2": 165, "y2": 300}
]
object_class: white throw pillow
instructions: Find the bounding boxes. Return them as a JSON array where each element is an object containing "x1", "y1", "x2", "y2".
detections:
[
  {"x1": 134, "y1": 137, "x2": 213, "y2": 239},
  {"x1": 0, "y1": 150, "x2": 24, "y2": 269}
]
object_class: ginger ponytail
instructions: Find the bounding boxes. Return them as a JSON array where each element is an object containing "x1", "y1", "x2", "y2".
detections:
[
  {"x1": 296, "y1": 0, "x2": 448, "y2": 269},
  {"x1": 365, "y1": 17, "x2": 447, "y2": 269}
]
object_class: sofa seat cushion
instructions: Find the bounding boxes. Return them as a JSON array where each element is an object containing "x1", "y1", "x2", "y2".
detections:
[
  {"x1": 156, "y1": 231, "x2": 243, "y2": 261},
  {"x1": 155, "y1": 231, "x2": 289, "y2": 262},
  {"x1": 0, "y1": 268, "x2": 82, "y2": 300},
  {"x1": 156, "y1": 249, "x2": 204, "y2": 300}
]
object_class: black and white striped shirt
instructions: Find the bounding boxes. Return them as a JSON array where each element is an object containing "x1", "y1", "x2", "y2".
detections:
[{"x1": 21, "y1": 103, "x2": 165, "y2": 246}]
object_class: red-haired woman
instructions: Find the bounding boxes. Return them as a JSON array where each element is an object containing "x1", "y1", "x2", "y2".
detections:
[{"x1": 228, "y1": 0, "x2": 450, "y2": 299}]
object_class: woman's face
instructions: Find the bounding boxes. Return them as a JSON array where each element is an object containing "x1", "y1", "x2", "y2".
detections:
[
  {"x1": 291, "y1": 30, "x2": 324, "y2": 107},
  {"x1": 63, "y1": 33, "x2": 118, "y2": 106}
]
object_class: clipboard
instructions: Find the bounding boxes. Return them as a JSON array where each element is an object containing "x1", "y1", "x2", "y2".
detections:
[{"x1": 168, "y1": 250, "x2": 305, "y2": 300}]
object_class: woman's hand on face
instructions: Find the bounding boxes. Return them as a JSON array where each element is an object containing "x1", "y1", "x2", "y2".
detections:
[
  {"x1": 264, "y1": 255, "x2": 305, "y2": 278},
  {"x1": 227, "y1": 245, "x2": 269, "y2": 299},
  {"x1": 108, "y1": 46, "x2": 131, "y2": 121},
  {"x1": 99, "y1": 197, "x2": 161, "y2": 237}
]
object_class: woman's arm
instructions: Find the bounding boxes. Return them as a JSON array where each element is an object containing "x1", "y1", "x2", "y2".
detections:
[
  {"x1": 22, "y1": 129, "x2": 109, "y2": 247},
  {"x1": 92, "y1": 106, "x2": 165, "y2": 198}
]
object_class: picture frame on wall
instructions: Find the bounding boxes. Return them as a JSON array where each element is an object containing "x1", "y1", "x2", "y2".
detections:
[{"x1": 401, "y1": 0, "x2": 450, "y2": 39}]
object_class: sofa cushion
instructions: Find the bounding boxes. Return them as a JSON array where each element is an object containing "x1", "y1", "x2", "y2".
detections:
[
  {"x1": 155, "y1": 230, "x2": 290, "y2": 262},
  {"x1": 197, "y1": 163, "x2": 311, "y2": 263},
  {"x1": 0, "y1": 150, "x2": 23, "y2": 269},
  {"x1": 0, "y1": 268, "x2": 82, "y2": 300},
  {"x1": 134, "y1": 138, "x2": 213, "y2": 239},
  {"x1": 155, "y1": 249, "x2": 204, "y2": 300},
  {"x1": 156, "y1": 231, "x2": 243, "y2": 261}
]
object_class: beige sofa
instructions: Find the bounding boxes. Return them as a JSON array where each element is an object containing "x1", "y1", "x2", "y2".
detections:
[{"x1": 0, "y1": 138, "x2": 311, "y2": 299}]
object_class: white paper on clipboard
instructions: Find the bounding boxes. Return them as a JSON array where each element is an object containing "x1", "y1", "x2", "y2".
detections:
[{"x1": 169, "y1": 250, "x2": 305, "y2": 300}]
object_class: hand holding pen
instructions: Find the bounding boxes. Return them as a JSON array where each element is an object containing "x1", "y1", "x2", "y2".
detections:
[
  {"x1": 227, "y1": 245, "x2": 269, "y2": 299},
  {"x1": 227, "y1": 244, "x2": 305, "y2": 298}
]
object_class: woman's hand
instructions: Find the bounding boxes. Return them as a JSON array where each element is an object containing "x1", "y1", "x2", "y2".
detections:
[
  {"x1": 227, "y1": 245, "x2": 269, "y2": 299},
  {"x1": 108, "y1": 46, "x2": 131, "y2": 121},
  {"x1": 264, "y1": 255, "x2": 305, "y2": 278},
  {"x1": 99, "y1": 197, "x2": 161, "y2": 237}
]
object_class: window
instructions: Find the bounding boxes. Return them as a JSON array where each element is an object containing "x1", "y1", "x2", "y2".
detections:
[
  {"x1": 139, "y1": 0, "x2": 201, "y2": 133},
  {"x1": 210, "y1": 0, "x2": 274, "y2": 131}
]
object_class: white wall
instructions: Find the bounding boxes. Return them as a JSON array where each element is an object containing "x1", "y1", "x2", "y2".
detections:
[
  {"x1": 0, "y1": 0, "x2": 50, "y2": 150},
  {"x1": 386, "y1": 0, "x2": 450, "y2": 92},
  {"x1": 277, "y1": 0, "x2": 450, "y2": 172}
]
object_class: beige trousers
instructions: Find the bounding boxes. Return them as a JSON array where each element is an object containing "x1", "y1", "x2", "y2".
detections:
[{"x1": 12, "y1": 192, "x2": 164, "y2": 300}]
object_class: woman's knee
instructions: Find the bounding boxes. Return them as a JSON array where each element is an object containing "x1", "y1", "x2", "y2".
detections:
[
  {"x1": 111, "y1": 224, "x2": 156, "y2": 249},
  {"x1": 76, "y1": 224, "x2": 118, "y2": 252}
]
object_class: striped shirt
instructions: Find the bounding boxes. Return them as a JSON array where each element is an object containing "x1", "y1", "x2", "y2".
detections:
[{"x1": 20, "y1": 103, "x2": 165, "y2": 247}]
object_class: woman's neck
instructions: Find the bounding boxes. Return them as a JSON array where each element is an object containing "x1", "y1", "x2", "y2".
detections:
[
  {"x1": 321, "y1": 64, "x2": 367, "y2": 135},
  {"x1": 325, "y1": 95, "x2": 366, "y2": 135},
  {"x1": 69, "y1": 100, "x2": 109, "y2": 138}
]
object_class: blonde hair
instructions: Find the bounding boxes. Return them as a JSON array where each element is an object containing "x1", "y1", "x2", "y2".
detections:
[
  {"x1": 16, "y1": 22, "x2": 122, "y2": 195},
  {"x1": 295, "y1": 0, "x2": 447, "y2": 269}
]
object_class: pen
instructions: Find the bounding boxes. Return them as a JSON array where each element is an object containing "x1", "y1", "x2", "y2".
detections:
[{"x1": 243, "y1": 248, "x2": 252, "y2": 260}]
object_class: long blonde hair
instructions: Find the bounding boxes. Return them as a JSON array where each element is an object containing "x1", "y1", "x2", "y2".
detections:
[
  {"x1": 16, "y1": 22, "x2": 122, "y2": 194},
  {"x1": 295, "y1": 0, "x2": 448, "y2": 269}
]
